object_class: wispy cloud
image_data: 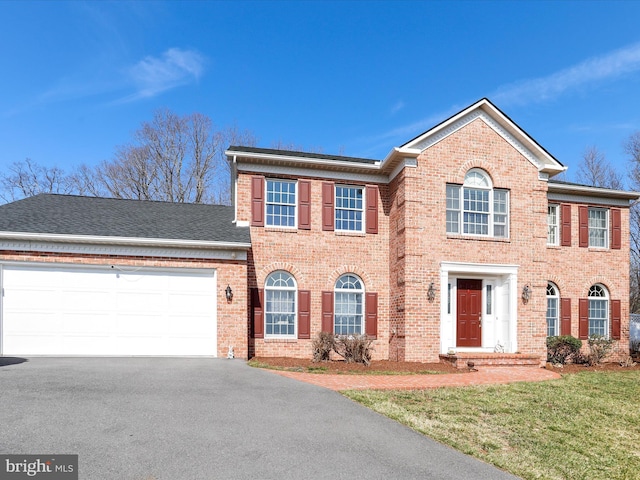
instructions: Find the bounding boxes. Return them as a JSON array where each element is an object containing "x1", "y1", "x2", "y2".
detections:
[
  {"x1": 123, "y1": 48, "x2": 205, "y2": 102},
  {"x1": 493, "y1": 41, "x2": 640, "y2": 106},
  {"x1": 390, "y1": 100, "x2": 405, "y2": 115},
  {"x1": 355, "y1": 41, "x2": 640, "y2": 157}
]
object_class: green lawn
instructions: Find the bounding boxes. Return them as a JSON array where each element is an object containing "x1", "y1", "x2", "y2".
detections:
[{"x1": 344, "y1": 371, "x2": 640, "y2": 480}]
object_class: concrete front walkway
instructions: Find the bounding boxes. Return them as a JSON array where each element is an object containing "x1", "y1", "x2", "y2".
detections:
[{"x1": 270, "y1": 366, "x2": 561, "y2": 390}]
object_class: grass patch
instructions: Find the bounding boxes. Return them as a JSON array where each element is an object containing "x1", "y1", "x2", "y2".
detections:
[
  {"x1": 246, "y1": 359, "x2": 305, "y2": 372},
  {"x1": 344, "y1": 371, "x2": 640, "y2": 480}
]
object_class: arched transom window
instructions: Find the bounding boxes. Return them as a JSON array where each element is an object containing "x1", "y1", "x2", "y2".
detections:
[
  {"x1": 334, "y1": 274, "x2": 364, "y2": 335},
  {"x1": 546, "y1": 282, "x2": 559, "y2": 337},
  {"x1": 446, "y1": 169, "x2": 509, "y2": 238},
  {"x1": 588, "y1": 284, "x2": 609, "y2": 337},
  {"x1": 265, "y1": 271, "x2": 297, "y2": 337}
]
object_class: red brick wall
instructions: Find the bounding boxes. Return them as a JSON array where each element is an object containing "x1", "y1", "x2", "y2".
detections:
[
  {"x1": 0, "y1": 250, "x2": 248, "y2": 359},
  {"x1": 238, "y1": 173, "x2": 391, "y2": 360},
  {"x1": 238, "y1": 117, "x2": 633, "y2": 364},
  {"x1": 546, "y1": 202, "x2": 631, "y2": 361}
]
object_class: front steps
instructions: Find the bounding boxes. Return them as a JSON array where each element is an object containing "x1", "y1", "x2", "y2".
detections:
[{"x1": 439, "y1": 352, "x2": 542, "y2": 369}]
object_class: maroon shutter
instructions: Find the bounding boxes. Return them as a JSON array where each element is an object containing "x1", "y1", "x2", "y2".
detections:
[
  {"x1": 579, "y1": 206, "x2": 589, "y2": 247},
  {"x1": 365, "y1": 292, "x2": 378, "y2": 339},
  {"x1": 322, "y1": 183, "x2": 334, "y2": 231},
  {"x1": 321, "y1": 291, "x2": 334, "y2": 333},
  {"x1": 611, "y1": 299, "x2": 621, "y2": 340},
  {"x1": 561, "y1": 204, "x2": 572, "y2": 246},
  {"x1": 560, "y1": 298, "x2": 572, "y2": 336},
  {"x1": 298, "y1": 181, "x2": 311, "y2": 230},
  {"x1": 611, "y1": 208, "x2": 621, "y2": 250},
  {"x1": 366, "y1": 185, "x2": 378, "y2": 234},
  {"x1": 251, "y1": 288, "x2": 264, "y2": 338},
  {"x1": 578, "y1": 298, "x2": 589, "y2": 339},
  {"x1": 251, "y1": 176, "x2": 265, "y2": 227},
  {"x1": 298, "y1": 290, "x2": 311, "y2": 339}
]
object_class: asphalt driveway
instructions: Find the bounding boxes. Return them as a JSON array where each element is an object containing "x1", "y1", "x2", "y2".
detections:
[{"x1": 0, "y1": 357, "x2": 518, "y2": 479}]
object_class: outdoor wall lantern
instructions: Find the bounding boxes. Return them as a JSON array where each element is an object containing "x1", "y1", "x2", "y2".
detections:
[
  {"x1": 427, "y1": 282, "x2": 436, "y2": 303},
  {"x1": 522, "y1": 284, "x2": 531, "y2": 304},
  {"x1": 225, "y1": 285, "x2": 233, "y2": 302}
]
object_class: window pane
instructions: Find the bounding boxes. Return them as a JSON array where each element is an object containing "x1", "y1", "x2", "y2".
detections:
[
  {"x1": 548, "y1": 205, "x2": 558, "y2": 245},
  {"x1": 588, "y1": 208, "x2": 608, "y2": 248},
  {"x1": 335, "y1": 186, "x2": 363, "y2": 232},
  {"x1": 446, "y1": 185, "x2": 460, "y2": 233},
  {"x1": 547, "y1": 297, "x2": 558, "y2": 336},
  {"x1": 266, "y1": 180, "x2": 296, "y2": 227},
  {"x1": 588, "y1": 299, "x2": 607, "y2": 336}
]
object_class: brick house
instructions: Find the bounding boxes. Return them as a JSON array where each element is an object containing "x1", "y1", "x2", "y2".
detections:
[
  {"x1": 0, "y1": 98, "x2": 636, "y2": 364},
  {"x1": 228, "y1": 98, "x2": 637, "y2": 365}
]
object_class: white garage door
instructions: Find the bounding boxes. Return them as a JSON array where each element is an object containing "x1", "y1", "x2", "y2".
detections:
[{"x1": 1, "y1": 264, "x2": 217, "y2": 356}]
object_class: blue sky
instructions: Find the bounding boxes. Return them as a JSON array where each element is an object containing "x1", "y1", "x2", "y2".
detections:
[{"x1": 1, "y1": 1, "x2": 639, "y2": 185}]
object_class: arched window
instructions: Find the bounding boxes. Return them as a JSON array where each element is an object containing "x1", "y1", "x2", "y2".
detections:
[
  {"x1": 588, "y1": 284, "x2": 609, "y2": 337},
  {"x1": 265, "y1": 271, "x2": 296, "y2": 337},
  {"x1": 334, "y1": 274, "x2": 364, "y2": 335},
  {"x1": 446, "y1": 168, "x2": 509, "y2": 238},
  {"x1": 546, "y1": 283, "x2": 559, "y2": 337}
]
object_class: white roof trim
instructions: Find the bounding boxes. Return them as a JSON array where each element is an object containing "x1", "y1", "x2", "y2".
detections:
[
  {"x1": 0, "y1": 232, "x2": 251, "y2": 250},
  {"x1": 547, "y1": 182, "x2": 640, "y2": 200},
  {"x1": 401, "y1": 99, "x2": 566, "y2": 175},
  {"x1": 225, "y1": 149, "x2": 381, "y2": 171},
  {"x1": 236, "y1": 161, "x2": 387, "y2": 184}
]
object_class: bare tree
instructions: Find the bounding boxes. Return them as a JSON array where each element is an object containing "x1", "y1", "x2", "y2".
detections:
[
  {"x1": 0, "y1": 158, "x2": 72, "y2": 203},
  {"x1": 575, "y1": 145, "x2": 623, "y2": 189},
  {"x1": 71, "y1": 110, "x2": 257, "y2": 204},
  {"x1": 625, "y1": 132, "x2": 640, "y2": 312}
]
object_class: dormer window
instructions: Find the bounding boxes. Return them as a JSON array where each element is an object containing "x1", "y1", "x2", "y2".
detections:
[{"x1": 446, "y1": 169, "x2": 509, "y2": 238}]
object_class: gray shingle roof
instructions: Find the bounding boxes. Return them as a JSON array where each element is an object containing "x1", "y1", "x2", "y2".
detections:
[{"x1": 0, "y1": 194, "x2": 250, "y2": 245}]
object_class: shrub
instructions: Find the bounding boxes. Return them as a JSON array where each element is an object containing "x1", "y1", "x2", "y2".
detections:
[
  {"x1": 312, "y1": 332, "x2": 335, "y2": 362},
  {"x1": 587, "y1": 334, "x2": 615, "y2": 366},
  {"x1": 546, "y1": 335, "x2": 582, "y2": 365},
  {"x1": 333, "y1": 335, "x2": 374, "y2": 366}
]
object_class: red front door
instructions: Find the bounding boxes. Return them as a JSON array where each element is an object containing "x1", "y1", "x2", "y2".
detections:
[{"x1": 456, "y1": 279, "x2": 482, "y2": 347}]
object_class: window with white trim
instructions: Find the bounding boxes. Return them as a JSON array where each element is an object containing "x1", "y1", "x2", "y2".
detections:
[
  {"x1": 588, "y1": 208, "x2": 608, "y2": 248},
  {"x1": 446, "y1": 169, "x2": 509, "y2": 238},
  {"x1": 588, "y1": 284, "x2": 609, "y2": 337},
  {"x1": 334, "y1": 274, "x2": 364, "y2": 335},
  {"x1": 546, "y1": 282, "x2": 559, "y2": 337},
  {"x1": 547, "y1": 205, "x2": 559, "y2": 245},
  {"x1": 335, "y1": 186, "x2": 364, "y2": 232},
  {"x1": 266, "y1": 180, "x2": 296, "y2": 227},
  {"x1": 265, "y1": 271, "x2": 296, "y2": 337}
]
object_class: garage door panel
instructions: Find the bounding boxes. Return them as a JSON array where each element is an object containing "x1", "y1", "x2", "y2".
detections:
[
  {"x1": 2, "y1": 265, "x2": 217, "y2": 356},
  {"x1": 63, "y1": 313, "x2": 112, "y2": 333}
]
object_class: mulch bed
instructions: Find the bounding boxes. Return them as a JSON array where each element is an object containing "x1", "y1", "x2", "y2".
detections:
[
  {"x1": 251, "y1": 356, "x2": 461, "y2": 374},
  {"x1": 252, "y1": 356, "x2": 640, "y2": 375}
]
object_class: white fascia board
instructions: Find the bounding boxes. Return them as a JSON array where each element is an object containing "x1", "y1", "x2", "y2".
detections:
[
  {"x1": 225, "y1": 149, "x2": 381, "y2": 172},
  {"x1": 440, "y1": 261, "x2": 519, "y2": 275},
  {"x1": 237, "y1": 161, "x2": 387, "y2": 184},
  {"x1": 0, "y1": 232, "x2": 251, "y2": 250},
  {"x1": 548, "y1": 183, "x2": 640, "y2": 201}
]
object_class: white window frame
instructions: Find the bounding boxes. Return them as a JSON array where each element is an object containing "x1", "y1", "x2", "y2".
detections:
[
  {"x1": 265, "y1": 179, "x2": 297, "y2": 228},
  {"x1": 264, "y1": 271, "x2": 297, "y2": 338},
  {"x1": 588, "y1": 284, "x2": 609, "y2": 337},
  {"x1": 446, "y1": 169, "x2": 509, "y2": 238},
  {"x1": 547, "y1": 205, "x2": 559, "y2": 246},
  {"x1": 335, "y1": 185, "x2": 364, "y2": 233},
  {"x1": 334, "y1": 274, "x2": 364, "y2": 335},
  {"x1": 546, "y1": 282, "x2": 559, "y2": 337},
  {"x1": 588, "y1": 207, "x2": 608, "y2": 249}
]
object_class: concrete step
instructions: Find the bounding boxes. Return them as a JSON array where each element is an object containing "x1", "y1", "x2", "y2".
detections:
[{"x1": 439, "y1": 352, "x2": 542, "y2": 369}]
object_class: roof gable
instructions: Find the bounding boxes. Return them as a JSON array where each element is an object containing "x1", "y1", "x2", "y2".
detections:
[{"x1": 398, "y1": 98, "x2": 566, "y2": 177}]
